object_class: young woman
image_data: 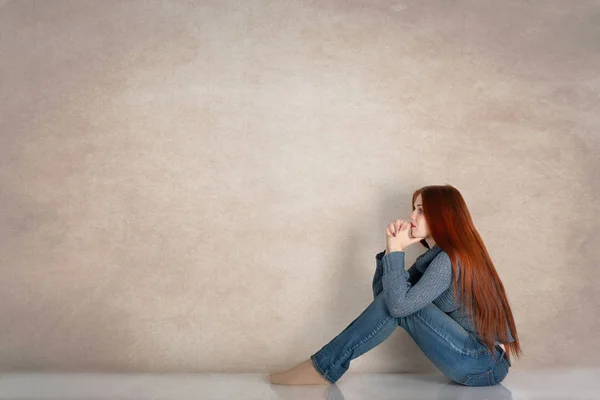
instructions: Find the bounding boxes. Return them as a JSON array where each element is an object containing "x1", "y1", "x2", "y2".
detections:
[{"x1": 270, "y1": 184, "x2": 522, "y2": 387}]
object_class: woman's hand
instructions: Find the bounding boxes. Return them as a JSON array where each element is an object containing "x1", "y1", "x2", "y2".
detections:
[{"x1": 385, "y1": 219, "x2": 422, "y2": 254}]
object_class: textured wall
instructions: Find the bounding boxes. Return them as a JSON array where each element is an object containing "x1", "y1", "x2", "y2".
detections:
[{"x1": 0, "y1": 0, "x2": 598, "y2": 373}]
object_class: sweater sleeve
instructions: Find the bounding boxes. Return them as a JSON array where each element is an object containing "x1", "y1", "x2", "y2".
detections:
[
  {"x1": 373, "y1": 249, "x2": 421, "y2": 300},
  {"x1": 381, "y1": 250, "x2": 454, "y2": 318}
]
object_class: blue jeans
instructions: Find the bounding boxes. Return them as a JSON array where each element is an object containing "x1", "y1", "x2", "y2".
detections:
[{"x1": 310, "y1": 292, "x2": 511, "y2": 386}]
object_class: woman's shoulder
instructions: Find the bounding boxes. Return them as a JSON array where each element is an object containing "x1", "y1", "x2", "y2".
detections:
[
  {"x1": 430, "y1": 248, "x2": 450, "y2": 264},
  {"x1": 429, "y1": 250, "x2": 462, "y2": 276}
]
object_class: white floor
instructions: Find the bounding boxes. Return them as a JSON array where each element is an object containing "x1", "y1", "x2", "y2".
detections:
[{"x1": 0, "y1": 369, "x2": 598, "y2": 400}]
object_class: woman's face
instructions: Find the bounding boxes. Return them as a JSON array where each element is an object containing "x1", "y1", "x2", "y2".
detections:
[{"x1": 409, "y1": 193, "x2": 430, "y2": 239}]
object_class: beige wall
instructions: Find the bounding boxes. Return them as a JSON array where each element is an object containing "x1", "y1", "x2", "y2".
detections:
[{"x1": 1, "y1": 0, "x2": 598, "y2": 373}]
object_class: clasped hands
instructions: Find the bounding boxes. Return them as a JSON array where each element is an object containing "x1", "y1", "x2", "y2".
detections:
[{"x1": 385, "y1": 219, "x2": 422, "y2": 255}]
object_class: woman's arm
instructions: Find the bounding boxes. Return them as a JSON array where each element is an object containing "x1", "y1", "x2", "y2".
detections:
[
  {"x1": 381, "y1": 250, "x2": 455, "y2": 317},
  {"x1": 373, "y1": 249, "x2": 422, "y2": 299}
]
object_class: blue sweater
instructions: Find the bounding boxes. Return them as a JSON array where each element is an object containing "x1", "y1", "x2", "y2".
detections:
[{"x1": 373, "y1": 244, "x2": 515, "y2": 344}]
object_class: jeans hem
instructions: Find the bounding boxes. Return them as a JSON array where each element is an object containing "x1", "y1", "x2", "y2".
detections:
[{"x1": 310, "y1": 355, "x2": 335, "y2": 384}]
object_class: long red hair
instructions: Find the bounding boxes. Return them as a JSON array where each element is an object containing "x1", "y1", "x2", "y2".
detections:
[{"x1": 414, "y1": 184, "x2": 522, "y2": 362}]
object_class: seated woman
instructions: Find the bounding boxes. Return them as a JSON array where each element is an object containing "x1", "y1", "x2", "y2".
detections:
[{"x1": 270, "y1": 184, "x2": 522, "y2": 387}]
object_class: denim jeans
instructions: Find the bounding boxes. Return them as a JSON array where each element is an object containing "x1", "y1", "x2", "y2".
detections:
[{"x1": 310, "y1": 292, "x2": 511, "y2": 386}]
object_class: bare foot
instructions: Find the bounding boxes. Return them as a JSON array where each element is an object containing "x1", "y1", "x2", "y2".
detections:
[{"x1": 269, "y1": 359, "x2": 331, "y2": 386}]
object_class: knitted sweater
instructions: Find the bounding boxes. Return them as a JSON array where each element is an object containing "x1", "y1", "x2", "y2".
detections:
[{"x1": 372, "y1": 244, "x2": 515, "y2": 345}]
